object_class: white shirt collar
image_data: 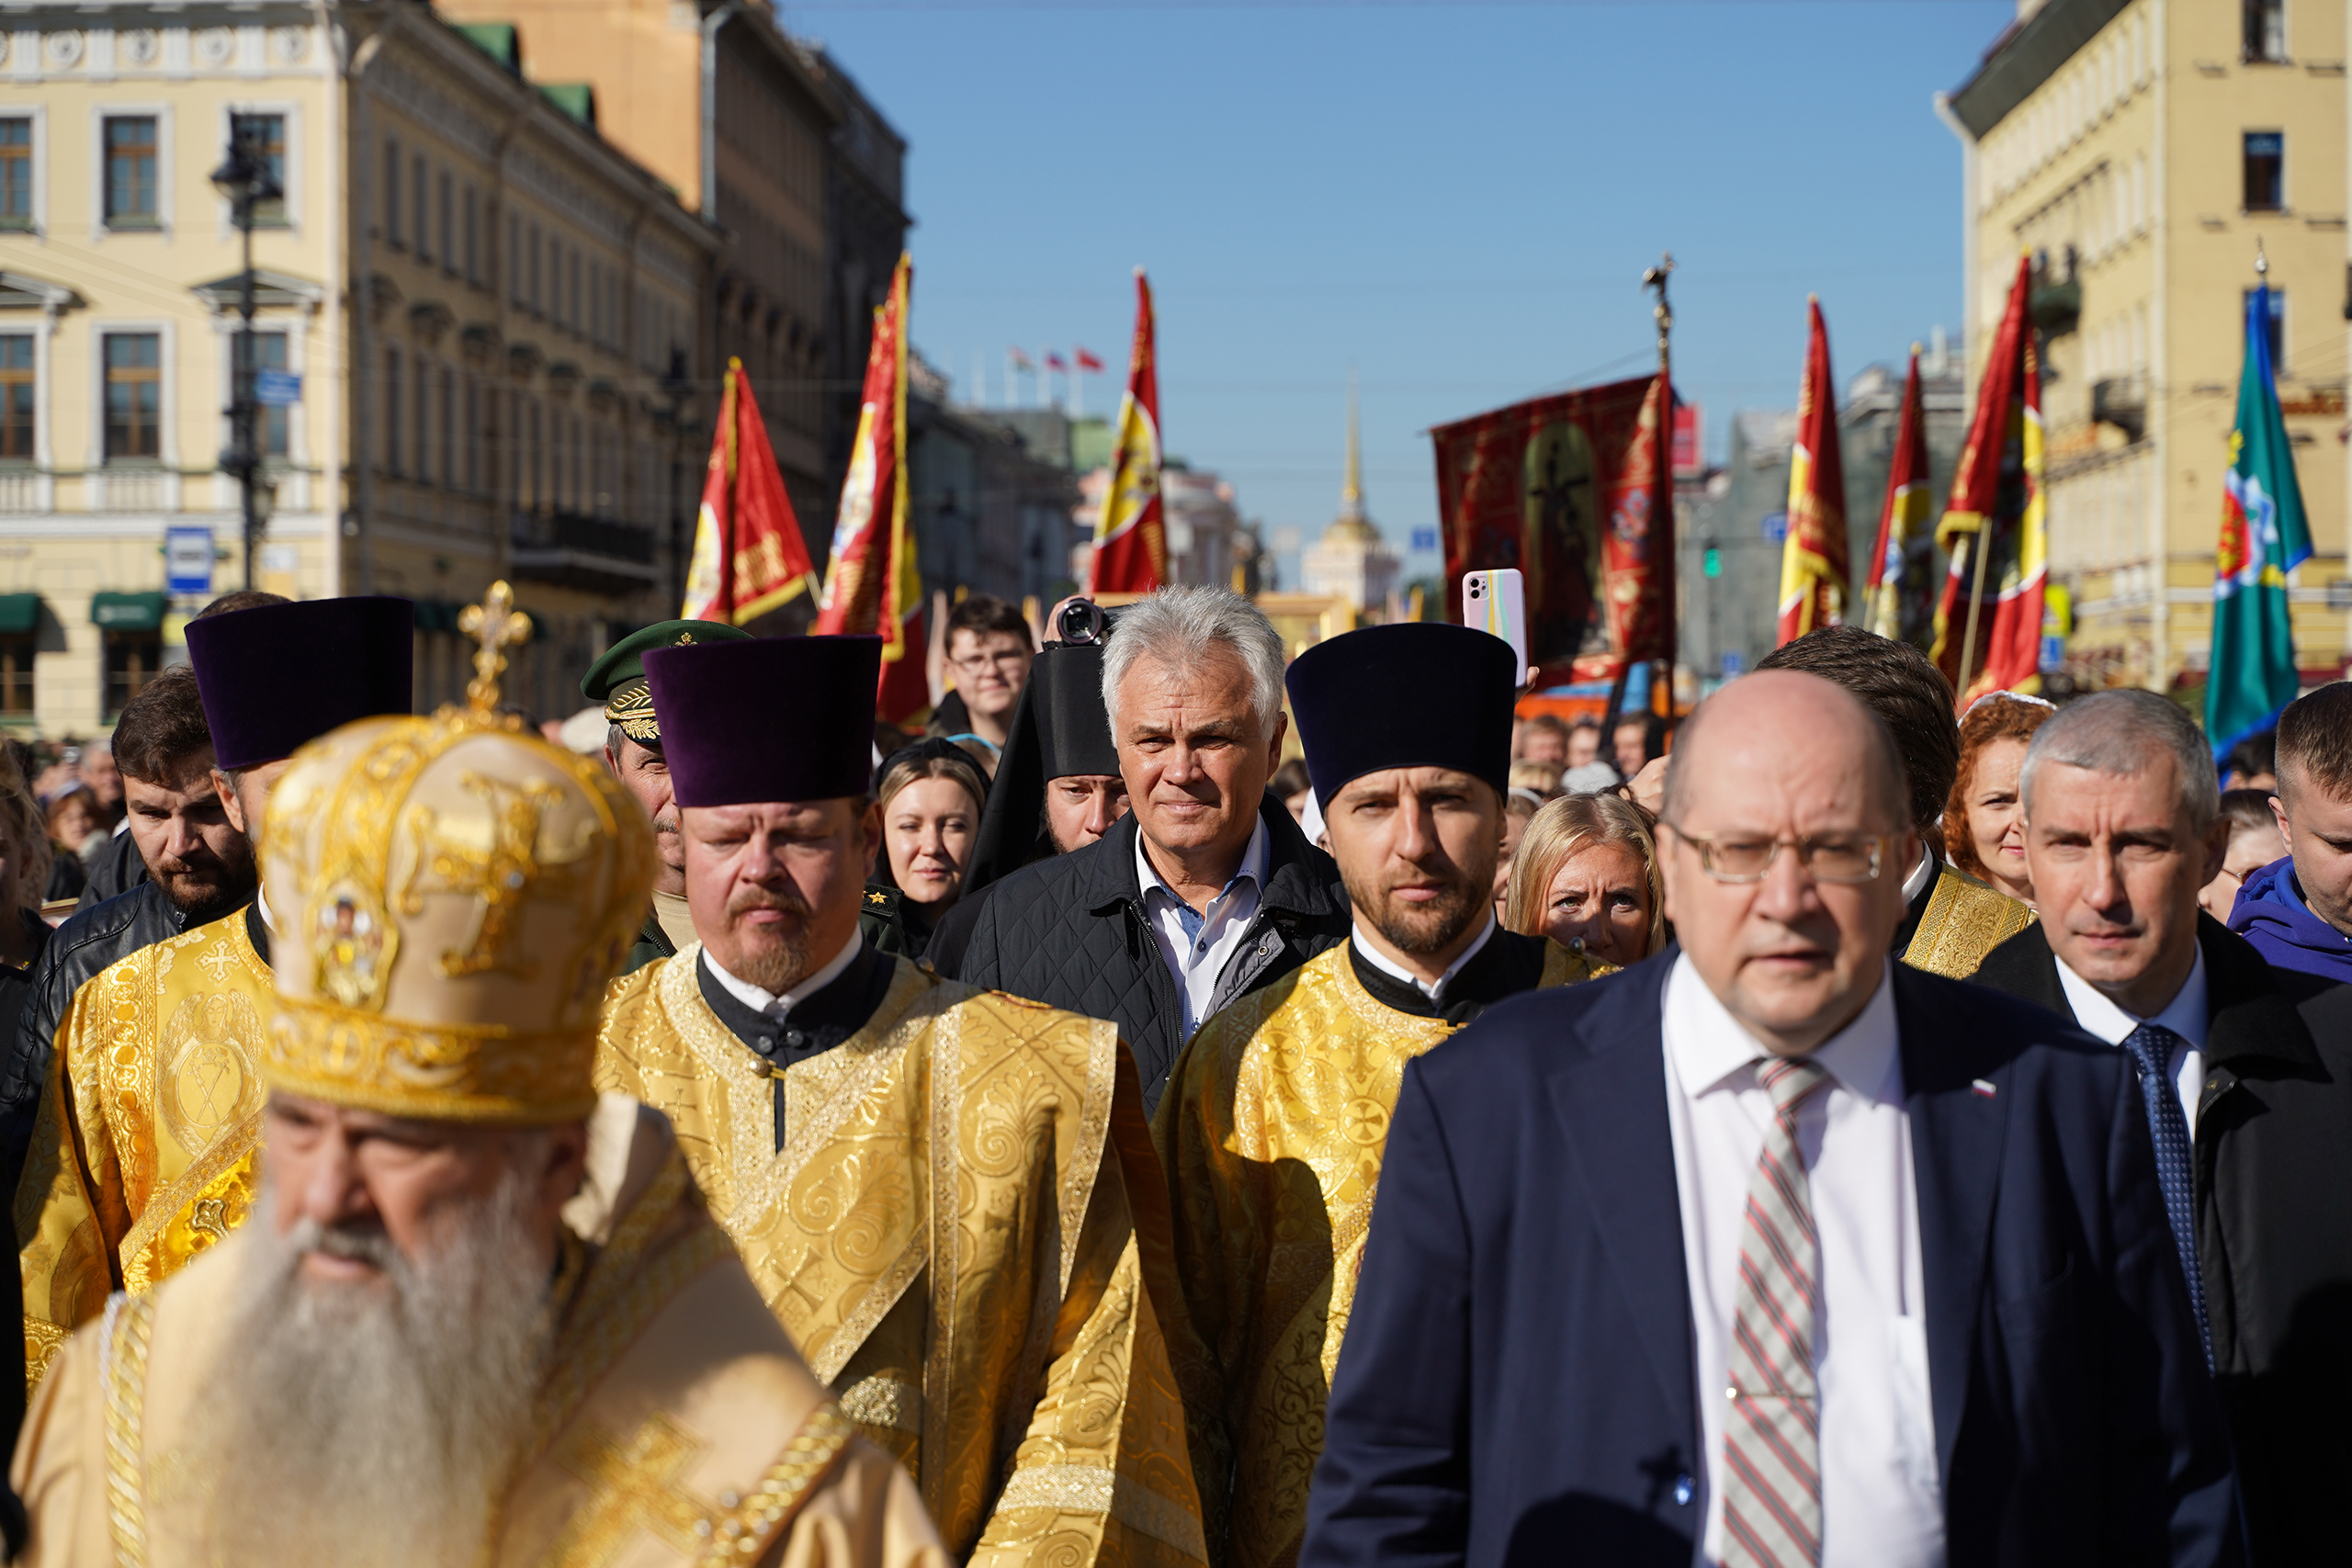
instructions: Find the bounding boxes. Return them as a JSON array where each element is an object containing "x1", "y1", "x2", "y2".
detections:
[
  {"x1": 1136, "y1": 813, "x2": 1269, "y2": 910},
  {"x1": 254, "y1": 882, "x2": 277, "y2": 935},
  {"x1": 1351, "y1": 913, "x2": 1498, "y2": 1003},
  {"x1": 1665, "y1": 952, "x2": 1904, "y2": 1107},
  {"x1": 703, "y1": 930, "x2": 862, "y2": 1020},
  {"x1": 1899, "y1": 843, "x2": 1937, "y2": 907},
  {"x1": 2054, "y1": 943, "x2": 2209, "y2": 1051}
]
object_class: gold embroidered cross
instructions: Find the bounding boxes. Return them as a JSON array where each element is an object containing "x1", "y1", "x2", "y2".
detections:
[
  {"x1": 196, "y1": 944, "x2": 238, "y2": 984},
  {"x1": 402, "y1": 773, "x2": 578, "y2": 976},
  {"x1": 548, "y1": 1412, "x2": 713, "y2": 1559},
  {"x1": 458, "y1": 580, "x2": 532, "y2": 715}
]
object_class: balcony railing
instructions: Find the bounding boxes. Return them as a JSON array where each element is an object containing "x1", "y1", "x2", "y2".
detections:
[{"x1": 509, "y1": 509, "x2": 660, "y2": 596}]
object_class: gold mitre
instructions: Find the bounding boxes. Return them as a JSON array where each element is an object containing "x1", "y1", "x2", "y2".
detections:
[{"x1": 259, "y1": 583, "x2": 655, "y2": 1123}]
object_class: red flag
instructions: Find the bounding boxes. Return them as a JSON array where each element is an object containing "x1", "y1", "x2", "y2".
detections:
[
  {"x1": 1087, "y1": 269, "x2": 1166, "y2": 594},
  {"x1": 1430, "y1": 369, "x2": 1674, "y2": 686},
  {"x1": 681, "y1": 361, "x2": 817, "y2": 623},
  {"x1": 1075, "y1": 346, "x2": 1104, "y2": 373},
  {"x1": 1776, "y1": 296, "x2": 1849, "y2": 646},
  {"x1": 817, "y1": 254, "x2": 928, "y2": 721},
  {"x1": 1930, "y1": 255, "x2": 2048, "y2": 704},
  {"x1": 1862, "y1": 346, "x2": 1935, "y2": 645}
]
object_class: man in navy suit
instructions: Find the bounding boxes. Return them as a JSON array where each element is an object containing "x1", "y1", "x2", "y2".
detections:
[{"x1": 1303, "y1": 671, "x2": 2235, "y2": 1568}]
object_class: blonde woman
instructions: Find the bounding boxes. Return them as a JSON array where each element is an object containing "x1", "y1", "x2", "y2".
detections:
[
  {"x1": 1502, "y1": 792, "x2": 1664, "y2": 967},
  {"x1": 869, "y1": 739, "x2": 989, "y2": 961}
]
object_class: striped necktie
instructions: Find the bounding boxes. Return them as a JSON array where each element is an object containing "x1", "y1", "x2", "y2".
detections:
[{"x1": 1723, "y1": 1055, "x2": 1832, "y2": 1568}]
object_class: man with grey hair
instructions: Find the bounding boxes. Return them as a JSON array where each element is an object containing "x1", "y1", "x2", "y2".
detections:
[
  {"x1": 1973, "y1": 687, "x2": 2352, "y2": 1564},
  {"x1": 950, "y1": 585, "x2": 1348, "y2": 1111}
]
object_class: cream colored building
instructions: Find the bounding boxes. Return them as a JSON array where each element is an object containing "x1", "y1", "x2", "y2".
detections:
[
  {"x1": 1940, "y1": 0, "x2": 2348, "y2": 695},
  {"x1": 1299, "y1": 388, "x2": 1401, "y2": 614},
  {"x1": 0, "y1": 0, "x2": 714, "y2": 735}
]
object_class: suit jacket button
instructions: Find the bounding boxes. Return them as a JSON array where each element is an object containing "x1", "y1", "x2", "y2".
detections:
[
  {"x1": 1673, "y1": 1474, "x2": 1694, "y2": 1506},
  {"x1": 784, "y1": 1029, "x2": 804, "y2": 1049}
]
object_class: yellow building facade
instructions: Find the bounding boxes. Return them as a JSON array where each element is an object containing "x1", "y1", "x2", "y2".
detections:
[
  {"x1": 1942, "y1": 0, "x2": 2348, "y2": 694},
  {"x1": 0, "y1": 1, "x2": 713, "y2": 735}
]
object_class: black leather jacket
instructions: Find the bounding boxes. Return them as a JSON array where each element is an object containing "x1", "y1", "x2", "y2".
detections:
[{"x1": 0, "y1": 884, "x2": 210, "y2": 1200}]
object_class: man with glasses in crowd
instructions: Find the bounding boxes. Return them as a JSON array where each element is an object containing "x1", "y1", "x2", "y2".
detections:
[
  {"x1": 936, "y1": 593, "x2": 1034, "y2": 757},
  {"x1": 1306, "y1": 669, "x2": 2233, "y2": 1567}
]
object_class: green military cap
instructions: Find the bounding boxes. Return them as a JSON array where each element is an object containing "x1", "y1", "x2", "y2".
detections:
[{"x1": 581, "y1": 619, "x2": 752, "y2": 744}]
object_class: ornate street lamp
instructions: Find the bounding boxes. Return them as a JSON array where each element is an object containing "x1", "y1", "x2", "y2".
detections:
[{"x1": 211, "y1": 128, "x2": 282, "y2": 592}]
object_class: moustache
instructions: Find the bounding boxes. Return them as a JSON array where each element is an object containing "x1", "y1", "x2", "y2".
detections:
[
  {"x1": 651, "y1": 811, "x2": 679, "y2": 837},
  {"x1": 287, "y1": 1216, "x2": 402, "y2": 1271},
  {"x1": 727, "y1": 887, "x2": 811, "y2": 920}
]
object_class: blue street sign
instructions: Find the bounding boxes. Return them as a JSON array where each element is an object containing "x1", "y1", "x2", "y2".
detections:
[
  {"x1": 2040, "y1": 635, "x2": 2064, "y2": 674},
  {"x1": 165, "y1": 527, "x2": 214, "y2": 596},
  {"x1": 1408, "y1": 527, "x2": 1440, "y2": 553},
  {"x1": 1720, "y1": 649, "x2": 1747, "y2": 678},
  {"x1": 1759, "y1": 512, "x2": 1788, "y2": 544},
  {"x1": 254, "y1": 369, "x2": 302, "y2": 407}
]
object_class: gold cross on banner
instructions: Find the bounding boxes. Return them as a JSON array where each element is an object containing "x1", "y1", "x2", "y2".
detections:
[
  {"x1": 458, "y1": 580, "x2": 532, "y2": 715},
  {"x1": 548, "y1": 1412, "x2": 714, "y2": 1560}
]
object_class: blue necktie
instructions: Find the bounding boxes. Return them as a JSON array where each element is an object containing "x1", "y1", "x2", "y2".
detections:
[{"x1": 2120, "y1": 1022, "x2": 2211, "y2": 1368}]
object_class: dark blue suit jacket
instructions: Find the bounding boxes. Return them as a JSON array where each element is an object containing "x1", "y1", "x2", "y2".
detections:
[{"x1": 1301, "y1": 952, "x2": 2238, "y2": 1567}]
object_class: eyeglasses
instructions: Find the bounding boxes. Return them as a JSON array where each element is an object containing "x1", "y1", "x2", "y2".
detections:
[
  {"x1": 1668, "y1": 827, "x2": 1891, "y2": 885},
  {"x1": 949, "y1": 649, "x2": 1028, "y2": 674}
]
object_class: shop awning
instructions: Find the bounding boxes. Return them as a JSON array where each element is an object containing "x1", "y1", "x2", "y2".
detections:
[
  {"x1": 90, "y1": 592, "x2": 166, "y2": 632},
  {"x1": 0, "y1": 593, "x2": 40, "y2": 636}
]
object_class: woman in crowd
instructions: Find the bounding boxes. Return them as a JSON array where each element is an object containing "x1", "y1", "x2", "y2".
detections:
[
  {"x1": 2199, "y1": 788, "x2": 2289, "y2": 920},
  {"x1": 1502, "y1": 792, "x2": 1664, "y2": 968},
  {"x1": 38, "y1": 785, "x2": 93, "y2": 906},
  {"x1": 1942, "y1": 691, "x2": 2052, "y2": 907},
  {"x1": 0, "y1": 750, "x2": 51, "y2": 1037},
  {"x1": 869, "y1": 739, "x2": 989, "y2": 962}
]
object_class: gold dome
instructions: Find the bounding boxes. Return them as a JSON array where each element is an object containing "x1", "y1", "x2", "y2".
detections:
[{"x1": 258, "y1": 583, "x2": 655, "y2": 1123}]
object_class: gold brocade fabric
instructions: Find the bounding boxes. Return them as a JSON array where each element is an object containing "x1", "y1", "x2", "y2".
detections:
[
  {"x1": 1152, "y1": 940, "x2": 1607, "y2": 1568},
  {"x1": 1901, "y1": 863, "x2": 2034, "y2": 980},
  {"x1": 594, "y1": 947, "x2": 1208, "y2": 1568},
  {"x1": 16, "y1": 914, "x2": 273, "y2": 1389},
  {"x1": 8, "y1": 1098, "x2": 953, "y2": 1568}
]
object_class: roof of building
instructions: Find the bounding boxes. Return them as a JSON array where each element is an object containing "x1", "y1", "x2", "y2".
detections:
[{"x1": 1946, "y1": 0, "x2": 2133, "y2": 139}]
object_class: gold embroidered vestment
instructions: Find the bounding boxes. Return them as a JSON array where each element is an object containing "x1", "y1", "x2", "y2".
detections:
[
  {"x1": 1901, "y1": 863, "x2": 2033, "y2": 979},
  {"x1": 594, "y1": 946, "x2": 1207, "y2": 1568},
  {"x1": 16, "y1": 913, "x2": 272, "y2": 1386},
  {"x1": 1152, "y1": 940, "x2": 1605, "y2": 1568},
  {"x1": 9, "y1": 1097, "x2": 950, "y2": 1568}
]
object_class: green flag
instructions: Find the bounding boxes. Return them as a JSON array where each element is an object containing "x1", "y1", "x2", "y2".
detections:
[{"x1": 2206, "y1": 283, "x2": 2312, "y2": 758}]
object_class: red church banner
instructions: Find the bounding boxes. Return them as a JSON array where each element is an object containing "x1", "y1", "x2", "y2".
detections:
[{"x1": 1431, "y1": 371, "x2": 1675, "y2": 685}]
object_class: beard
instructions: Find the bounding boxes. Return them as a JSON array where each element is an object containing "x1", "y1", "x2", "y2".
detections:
[
  {"x1": 1342, "y1": 852, "x2": 1495, "y2": 960},
  {"x1": 183, "y1": 1161, "x2": 556, "y2": 1568},
  {"x1": 153, "y1": 839, "x2": 257, "y2": 925},
  {"x1": 719, "y1": 884, "x2": 817, "y2": 993}
]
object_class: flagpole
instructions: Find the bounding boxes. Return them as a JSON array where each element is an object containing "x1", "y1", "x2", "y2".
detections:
[
  {"x1": 1955, "y1": 526, "x2": 1993, "y2": 699},
  {"x1": 1644, "y1": 252, "x2": 1676, "y2": 730}
]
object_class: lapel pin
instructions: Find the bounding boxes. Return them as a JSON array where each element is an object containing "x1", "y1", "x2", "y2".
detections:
[{"x1": 1972, "y1": 1078, "x2": 1998, "y2": 1099}]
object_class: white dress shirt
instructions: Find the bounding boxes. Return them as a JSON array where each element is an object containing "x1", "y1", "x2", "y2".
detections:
[
  {"x1": 2054, "y1": 946, "x2": 2209, "y2": 1136},
  {"x1": 1136, "y1": 816, "x2": 1269, "y2": 1036},
  {"x1": 1661, "y1": 955, "x2": 1945, "y2": 1568},
  {"x1": 1350, "y1": 914, "x2": 1496, "y2": 1004},
  {"x1": 703, "y1": 931, "x2": 861, "y2": 1023}
]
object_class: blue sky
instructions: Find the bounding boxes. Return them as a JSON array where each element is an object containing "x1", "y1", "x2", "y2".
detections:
[{"x1": 790, "y1": 0, "x2": 2018, "y2": 584}]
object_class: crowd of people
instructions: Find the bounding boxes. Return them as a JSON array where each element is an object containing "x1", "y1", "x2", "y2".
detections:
[{"x1": 0, "y1": 580, "x2": 2339, "y2": 1566}]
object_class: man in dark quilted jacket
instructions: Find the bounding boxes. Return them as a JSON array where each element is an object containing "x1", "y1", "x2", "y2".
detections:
[{"x1": 951, "y1": 586, "x2": 1349, "y2": 1113}]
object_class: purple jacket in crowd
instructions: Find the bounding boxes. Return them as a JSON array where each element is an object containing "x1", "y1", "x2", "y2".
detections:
[{"x1": 2227, "y1": 854, "x2": 2352, "y2": 984}]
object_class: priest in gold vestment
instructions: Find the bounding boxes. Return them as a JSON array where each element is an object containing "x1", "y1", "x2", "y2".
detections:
[
  {"x1": 596, "y1": 633, "x2": 1207, "y2": 1567},
  {"x1": 16, "y1": 595, "x2": 414, "y2": 1382},
  {"x1": 1154, "y1": 625, "x2": 1610, "y2": 1568},
  {"x1": 12, "y1": 594, "x2": 946, "y2": 1568}
]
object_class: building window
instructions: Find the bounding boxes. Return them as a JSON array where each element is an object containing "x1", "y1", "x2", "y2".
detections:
[
  {"x1": 413, "y1": 358, "x2": 430, "y2": 481},
  {"x1": 384, "y1": 347, "x2": 401, "y2": 475},
  {"x1": 102, "y1": 333, "x2": 160, "y2": 462},
  {"x1": 462, "y1": 185, "x2": 478, "y2": 284},
  {"x1": 383, "y1": 139, "x2": 401, "y2": 244},
  {"x1": 438, "y1": 170, "x2": 453, "y2": 274},
  {"x1": 0, "y1": 636, "x2": 31, "y2": 716},
  {"x1": 438, "y1": 367, "x2": 454, "y2": 488},
  {"x1": 2245, "y1": 0, "x2": 2287, "y2": 62},
  {"x1": 0, "y1": 336, "x2": 31, "y2": 461},
  {"x1": 102, "y1": 631, "x2": 161, "y2": 721},
  {"x1": 507, "y1": 210, "x2": 523, "y2": 305},
  {"x1": 2245, "y1": 288, "x2": 2287, "y2": 370},
  {"x1": 228, "y1": 112, "x2": 285, "y2": 226},
  {"x1": 413, "y1": 154, "x2": 429, "y2": 263},
  {"x1": 2245, "y1": 131, "x2": 2285, "y2": 210},
  {"x1": 0, "y1": 118, "x2": 31, "y2": 231},
  {"x1": 254, "y1": 331, "x2": 288, "y2": 457},
  {"x1": 103, "y1": 116, "x2": 159, "y2": 229},
  {"x1": 529, "y1": 224, "x2": 542, "y2": 315}
]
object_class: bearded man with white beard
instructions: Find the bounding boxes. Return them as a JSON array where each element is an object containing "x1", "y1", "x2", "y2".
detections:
[
  {"x1": 9, "y1": 587, "x2": 945, "y2": 1568},
  {"x1": 1150, "y1": 622, "x2": 1611, "y2": 1568}
]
